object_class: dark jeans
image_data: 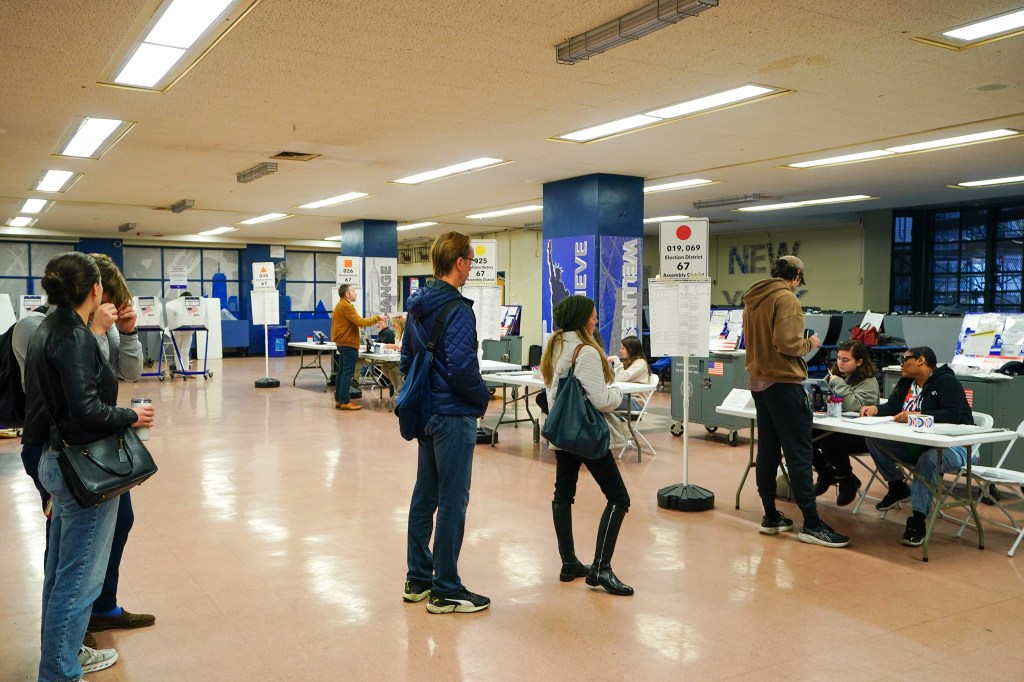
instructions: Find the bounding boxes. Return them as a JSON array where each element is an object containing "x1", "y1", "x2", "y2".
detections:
[
  {"x1": 752, "y1": 383, "x2": 819, "y2": 527},
  {"x1": 552, "y1": 450, "x2": 630, "y2": 510},
  {"x1": 811, "y1": 430, "x2": 868, "y2": 478},
  {"x1": 22, "y1": 444, "x2": 133, "y2": 614},
  {"x1": 334, "y1": 346, "x2": 358, "y2": 404},
  {"x1": 407, "y1": 414, "x2": 477, "y2": 595}
]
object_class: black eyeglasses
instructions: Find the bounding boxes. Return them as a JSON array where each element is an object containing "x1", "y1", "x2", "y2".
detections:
[{"x1": 899, "y1": 354, "x2": 919, "y2": 364}]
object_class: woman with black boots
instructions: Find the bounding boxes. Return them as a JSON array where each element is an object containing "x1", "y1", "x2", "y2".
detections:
[
  {"x1": 813, "y1": 340, "x2": 880, "y2": 506},
  {"x1": 541, "y1": 295, "x2": 633, "y2": 596}
]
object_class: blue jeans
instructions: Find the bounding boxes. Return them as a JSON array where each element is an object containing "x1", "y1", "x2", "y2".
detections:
[
  {"x1": 23, "y1": 444, "x2": 133, "y2": 615},
  {"x1": 38, "y1": 449, "x2": 118, "y2": 682},
  {"x1": 866, "y1": 438, "x2": 968, "y2": 515},
  {"x1": 752, "y1": 383, "x2": 819, "y2": 527},
  {"x1": 335, "y1": 346, "x2": 358, "y2": 404},
  {"x1": 406, "y1": 414, "x2": 477, "y2": 595}
]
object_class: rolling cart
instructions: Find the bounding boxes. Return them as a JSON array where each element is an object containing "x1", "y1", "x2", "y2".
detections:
[
  {"x1": 138, "y1": 326, "x2": 169, "y2": 381},
  {"x1": 169, "y1": 325, "x2": 214, "y2": 380}
]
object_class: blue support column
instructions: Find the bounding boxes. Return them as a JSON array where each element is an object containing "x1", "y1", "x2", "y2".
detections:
[
  {"x1": 542, "y1": 174, "x2": 644, "y2": 353},
  {"x1": 340, "y1": 219, "x2": 398, "y2": 316},
  {"x1": 240, "y1": 244, "x2": 275, "y2": 355}
]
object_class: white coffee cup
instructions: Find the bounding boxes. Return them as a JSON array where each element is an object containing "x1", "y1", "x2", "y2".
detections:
[{"x1": 131, "y1": 397, "x2": 152, "y2": 440}]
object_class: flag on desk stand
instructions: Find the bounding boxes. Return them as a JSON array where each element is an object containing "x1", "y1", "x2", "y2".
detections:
[
  {"x1": 707, "y1": 361, "x2": 724, "y2": 376},
  {"x1": 965, "y1": 389, "x2": 974, "y2": 408}
]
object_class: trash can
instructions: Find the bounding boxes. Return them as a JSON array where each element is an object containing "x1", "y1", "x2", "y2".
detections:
[{"x1": 267, "y1": 326, "x2": 288, "y2": 357}]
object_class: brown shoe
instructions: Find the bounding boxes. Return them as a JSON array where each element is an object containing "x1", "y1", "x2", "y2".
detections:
[
  {"x1": 83, "y1": 631, "x2": 98, "y2": 649},
  {"x1": 88, "y1": 609, "x2": 156, "y2": 631},
  {"x1": 337, "y1": 402, "x2": 362, "y2": 411}
]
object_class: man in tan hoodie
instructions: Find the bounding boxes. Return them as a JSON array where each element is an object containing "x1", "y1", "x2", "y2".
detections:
[{"x1": 742, "y1": 255, "x2": 849, "y2": 548}]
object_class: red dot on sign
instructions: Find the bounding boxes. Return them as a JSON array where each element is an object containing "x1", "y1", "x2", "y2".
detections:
[{"x1": 676, "y1": 225, "x2": 692, "y2": 240}]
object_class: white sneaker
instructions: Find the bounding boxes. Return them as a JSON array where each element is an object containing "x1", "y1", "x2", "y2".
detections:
[{"x1": 79, "y1": 645, "x2": 118, "y2": 673}]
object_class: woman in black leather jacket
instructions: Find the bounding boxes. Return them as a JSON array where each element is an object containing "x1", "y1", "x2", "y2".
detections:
[{"x1": 26, "y1": 252, "x2": 155, "y2": 682}]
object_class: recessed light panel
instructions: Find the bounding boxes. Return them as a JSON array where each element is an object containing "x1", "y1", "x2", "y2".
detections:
[
  {"x1": 397, "y1": 222, "x2": 438, "y2": 231},
  {"x1": 198, "y1": 226, "x2": 238, "y2": 235},
  {"x1": 34, "y1": 170, "x2": 78, "y2": 192},
  {"x1": 239, "y1": 213, "x2": 289, "y2": 224},
  {"x1": 956, "y1": 174, "x2": 1024, "y2": 188},
  {"x1": 736, "y1": 195, "x2": 875, "y2": 212},
  {"x1": 643, "y1": 215, "x2": 690, "y2": 223},
  {"x1": 57, "y1": 117, "x2": 133, "y2": 159},
  {"x1": 298, "y1": 192, "x2": 370, "y2": 209},
  {"x1": 393, "y1": 158, "x2": 507, "y2": 185},
  {"x1": 6, "y1": 217, "x2": 37, "y2": 227},
  {"x1": 19, "y1": 199, "x2": 50, "y2": 214},
  {"x1": 643, "y1": 179, "x2": 713, "y2": 193},
  {"x1": 466, "y1": 205, "x2": 543, "y2": 219}
]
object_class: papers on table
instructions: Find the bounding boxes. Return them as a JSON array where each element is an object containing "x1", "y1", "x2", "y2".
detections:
[
  {"x1": 841, "y1": 415, "x2": 893, "y2": 424},
  {"x1": 722, "y1": 388, "x2": 754, "y2": 410}
]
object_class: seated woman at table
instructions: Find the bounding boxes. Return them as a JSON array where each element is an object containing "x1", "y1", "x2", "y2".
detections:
[
  {"x1": 607, "y1": 336, "x2": 649, "y2": 446},
  {"x1": 379, "y1": 315, "x2": 405, "y2": 394},
  {"x1": 812, "y1": 340, "x2": 879, "y2": 506},
  {"x1": 859, "y1": 346, "x2": 973, "y2": 547}
]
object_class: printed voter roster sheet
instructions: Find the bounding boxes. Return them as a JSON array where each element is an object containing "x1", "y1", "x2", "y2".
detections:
[{"x1": 649, "y1": 279, "x2": 711, "y2": 358}]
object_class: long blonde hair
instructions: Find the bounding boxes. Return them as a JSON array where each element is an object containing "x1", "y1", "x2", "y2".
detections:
[
  {"x1": 541, "y1": 327, "x2": 614, "y2": 385},
  {"x1": 393, "y1": 316, "x2": 405, "y2": 341}
]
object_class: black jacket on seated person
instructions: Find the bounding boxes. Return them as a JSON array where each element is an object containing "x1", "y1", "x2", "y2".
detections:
[
  {"x1": 23, "y1": 305, "x2": 137, "y2": 449},
  {"x1": 376, "y1": 328, "x2": 396, "y2": 345},
  {"x1": 876, "y1": 364, "x2": 973, "y2": 425}
]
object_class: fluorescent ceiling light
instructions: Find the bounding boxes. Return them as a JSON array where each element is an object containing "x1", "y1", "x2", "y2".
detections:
[
  {"x1": 298, "y1": 192, "x2": 370, "y2": 209},
  {"x1": 323, "y1": 235, "x2": 342, "y2": 241},
  {"x1": 643, "y1": 215, "x2": 690, "y2": 223},
  {"x1": 397, "y1": 221, "x2": 438, "y2": 231},
  {"x1": 643, "y1": 179, "x2": 713, "y2": 193},
  {"x1": 146, "y1": 0, "x2": 235, "y2": 48},
  {"x1": 60, "y1": 117, "x2": 126, "y2": 158},
  {"x1": 556, "y1": 84, "x2": 785, "y2": 143},
  {"x1": 646, "y1": 85, "x2": 776, "y2": 119},
  {"x1": 20, "y1": 199, "x2": 49, "y2": 214},
  {"x1": 393, "y1": 158, "x2": 506, "y2": 185},
  {"x1": 198, "y1": 226, "x2": 238, "y2": 236},
  {"x1": 6, "y1": 217, "x2": 37, "y2": 227},
  {"x1": 560, "y1": 115, "x2": 660, "y2": 143},
  {"x1": 956, "y1": 175, "x2": 1024, "y2": 188},
  {"x1": 736, "y1": 195, "x2": 875, "y2": 212},
  {"x1": 885, "y1": 129, "x2": 1019, "y2": 153},
  {"x1": 788, "y1": 150, "x2": 894, "y2": 168},
  {"x1": 239, "y1": 213, "x2": 289, "y2": 224},
  {"x1": 943, "y1": 8, "x2": 1024, "y2": 42},
  {"x1": 34, "y1": 170, "x2": 77, "y2": 192},
  {"x1": 466, "y1": 205, "x2": 543, "y2": 219},
  {"x1": 114, "y1": 43, "x2": 186, "y2": 87}
]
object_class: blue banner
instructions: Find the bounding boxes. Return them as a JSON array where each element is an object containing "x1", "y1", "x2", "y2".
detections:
[
  {"x1": 542, "y1": 235, "x2": 595, "y2": 337},
  {"x1": 598, "y1": 235, "x2": 643, "y2": 354}
]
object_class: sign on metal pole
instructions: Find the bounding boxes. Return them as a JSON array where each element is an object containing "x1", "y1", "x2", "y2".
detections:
[{"x1": 660, "y1": 218, "x2": 709, "y2": 279}]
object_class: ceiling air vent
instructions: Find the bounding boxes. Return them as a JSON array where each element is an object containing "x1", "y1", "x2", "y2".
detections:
[{"x1": 271, "y1": 151, "x2": 320, "y2": 161}]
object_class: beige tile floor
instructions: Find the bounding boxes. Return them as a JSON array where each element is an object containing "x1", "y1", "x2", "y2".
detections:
[{"x1": 3, "y1": 356, "x2": 1024, "y2": 681}]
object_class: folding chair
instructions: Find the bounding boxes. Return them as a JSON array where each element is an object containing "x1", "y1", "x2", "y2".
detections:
[
  {"x1": 849, "y1": 453, "x2": 883, "y2": 515},
  {"x1": 953, "y1": 419, "x2": 1024, "y2": 556},
  {"x1": 615, "y1": 374, "x2": 660, "y2": 461}
]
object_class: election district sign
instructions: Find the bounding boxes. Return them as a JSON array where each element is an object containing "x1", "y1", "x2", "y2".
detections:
[
  {"x1": 336, "y1": 256, "x2": 362, "y2": 286},
  {"x1": 252, "y1": 262, "x2": 275, "y2": 291},
  {"x1": 465, "y1": 239, "x2": 497, "y2": 286},
  {"x1": 660, "y1": 218, "x2": 708, "y2": 279}
]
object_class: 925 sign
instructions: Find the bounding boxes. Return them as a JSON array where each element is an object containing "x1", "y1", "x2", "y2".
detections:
[{"x1": 660, "y1": 219, "x2": 708, "y2": 279}]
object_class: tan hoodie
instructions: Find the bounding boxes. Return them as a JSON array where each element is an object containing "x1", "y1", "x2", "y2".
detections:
[{"x1": 741, "y1": 278, "x2": 813, "y2": 384}]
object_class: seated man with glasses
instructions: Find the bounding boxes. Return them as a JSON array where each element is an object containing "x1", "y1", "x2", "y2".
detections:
[{"x1": 858, "y1": 346, "x2": 974, "y2": 546}]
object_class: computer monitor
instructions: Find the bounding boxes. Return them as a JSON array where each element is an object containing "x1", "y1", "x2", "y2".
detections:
[{"x1": 500, "y1": 305, "x2": 521, "y2": 336}]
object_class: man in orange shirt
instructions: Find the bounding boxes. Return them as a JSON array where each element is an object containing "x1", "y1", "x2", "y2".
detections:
[{"x1": 331, "y1": 284, "x2": 384, "y2": 410}]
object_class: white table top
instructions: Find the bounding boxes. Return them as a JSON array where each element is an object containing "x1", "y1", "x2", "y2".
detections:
[
  {"x1": 716, "y1": 404, "x2": 1018, "y2": 449},
  {"x1": 289, "y1": 341, "x2": 337, "y2": 351},
  {"x1": 360, "y1": 351, "x2": 401, "y2": 361},
  {"x1": 487, "y1": 371, "x2": 656, "y2": 394},
  {"x1": 479, "y1": 359, "x2": 521, "y2": 372}
]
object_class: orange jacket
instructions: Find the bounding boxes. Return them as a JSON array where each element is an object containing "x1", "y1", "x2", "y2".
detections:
[{"x1": 331, "y1": 298, "x2": 380, "y2": 349}]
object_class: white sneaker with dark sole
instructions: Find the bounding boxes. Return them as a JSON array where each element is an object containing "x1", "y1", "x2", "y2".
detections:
[
  {"x1": 426, "y1": 587, "x2": 490, "y2": 614},
  {"x1": 79, "y1": 645, "x2": 118, "y2": 673}
]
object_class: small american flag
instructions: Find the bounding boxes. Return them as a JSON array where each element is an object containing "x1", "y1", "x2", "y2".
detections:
[
  {"x1": 707, "y1": 361, "x2": 724, "y2": 376},
  {"x1": 965, "y1": 388, "x2": 974, "y2": 408}
]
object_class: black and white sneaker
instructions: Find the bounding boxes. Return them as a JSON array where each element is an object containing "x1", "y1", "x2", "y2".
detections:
[
  {"x1": 759, "y1": 512, "x2": 794, "y2": 535},
  {"x1": 901, "y1": 518, "x2": 926, "y2": 547},
  {"x1": 875, "y1": 481, "x2": 911, "y2": 511},
  {"x1": 426, "y1": 587, "x2": 490, "y2": 614},
  {"x1": 798, "y1": 521, "x2": 850, "y2": 548},
  {"x1": 402, "y1": 580, "x2": 431, "y2": 603}
]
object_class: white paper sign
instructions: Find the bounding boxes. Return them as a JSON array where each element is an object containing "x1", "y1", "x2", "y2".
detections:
[
  {"x1": 252, "y1": 262, "x2": 275, "y2": 291},
  {"x1": 461, "y1": 285, "x2": 502, "y2": 342},
  {"x1": 134, "y1": 296, "x2": 161, "y2": 328},
  {"x1": 648, "y1": 279, "x2": 712, "y2": 357},
  {"x1": 660, "y1": 218, "x2": 709, "y2": 279},
  {"x1": 167, "y1": 264, "x2": 188, "y2": 289},
  {"x1": 19, "y1": 295, "x2": 46, "y2": 319},
  {"x1": 465, "y1": 239, "x2": 498, "y2": 286},
  {"x1": 336, "y1": 256, "x2": 362, "y2": 286},
  {"x1": 251, "y1": 290, "x2": 280, "y2": 326}
]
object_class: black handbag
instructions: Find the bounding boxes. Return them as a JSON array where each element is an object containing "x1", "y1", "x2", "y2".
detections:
[
  {"x1": 541, "y1": 344, "x2": 610, "y2": 459},
  {"x1": 57, "y1": 426, "x2": 158, "y2": 508}
]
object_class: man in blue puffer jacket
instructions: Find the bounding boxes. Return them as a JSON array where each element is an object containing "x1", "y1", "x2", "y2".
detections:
[{"x1": 400, "y1": 231, "x2": 491, "y2": 614}]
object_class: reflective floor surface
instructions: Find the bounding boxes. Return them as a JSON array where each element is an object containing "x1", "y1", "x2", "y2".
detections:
[{"x1": 3, "y1": 356, "x2": 1024, "y2": 680}]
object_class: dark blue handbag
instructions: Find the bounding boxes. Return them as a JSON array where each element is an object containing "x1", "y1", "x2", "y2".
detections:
[
  {"x1": 541, "y1": 344, "x2": 609, "y2": 459},
  {"x1": 394, "y1": 300, "x2": 461, "y2": 441}
]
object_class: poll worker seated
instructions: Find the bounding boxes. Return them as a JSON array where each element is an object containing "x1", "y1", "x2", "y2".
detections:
[
  {"x1": 859, "y1": 346, "x2": 973, "y2": 547},
  {"x1": 376, "y1": 315, "x2": 405, "y2": 395},
  {"x1": 607, "y1": 335, "x2": 649, "y2": 447},
  {"x1": 813, "y1": 340, "x2": 880, "y2": 506}
]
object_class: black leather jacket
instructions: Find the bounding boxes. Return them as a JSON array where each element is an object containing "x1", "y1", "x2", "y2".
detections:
[{"x1": 23, "y1": 306, "x2": 137, "y2": 448}]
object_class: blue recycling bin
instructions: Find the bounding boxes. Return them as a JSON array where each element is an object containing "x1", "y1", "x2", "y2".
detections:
[{"x1": 267, "y1": 326, "x2": 288, "y2": 357}]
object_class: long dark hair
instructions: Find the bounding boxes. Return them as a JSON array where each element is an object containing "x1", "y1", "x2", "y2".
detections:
[
  {"x1": 620, "y1": 335, "x2": 647, "y2": 373},
  {"x1": 837, "y1": 339, "x2": 877, "y2": 385},
  {"x1": 40, "y1": 252, "x2": 100, "y2": 308}
]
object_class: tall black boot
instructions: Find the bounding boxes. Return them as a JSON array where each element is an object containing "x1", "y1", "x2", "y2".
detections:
[
  {"x1": 586, "y1": 504, "x2": 634, "y2": 596},
  {"x1": 552, "y1": 502, "x2": 589, "y2": 582}
]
